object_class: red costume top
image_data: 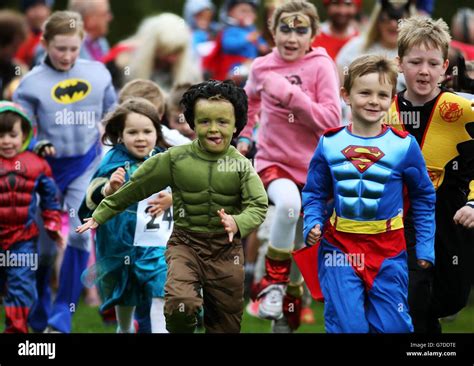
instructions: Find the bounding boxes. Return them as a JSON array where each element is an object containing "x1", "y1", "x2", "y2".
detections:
[{"x1": 0, "y1": 101, "x2": 61, "y2": 249}]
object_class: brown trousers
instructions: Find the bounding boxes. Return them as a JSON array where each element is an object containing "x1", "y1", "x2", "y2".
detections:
[{"x1": 164, "y1": 228, "x2": 244, "y2": 333}]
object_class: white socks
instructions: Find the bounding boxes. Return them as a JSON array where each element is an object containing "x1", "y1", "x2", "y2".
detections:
[{"x1": 115, "y1": 298, "x2": 168, "y2": 333}]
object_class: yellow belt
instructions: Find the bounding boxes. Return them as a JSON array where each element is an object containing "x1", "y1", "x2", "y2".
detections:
[{"x1": 329, "y1": 212, "x2": 404, "y2": 234}]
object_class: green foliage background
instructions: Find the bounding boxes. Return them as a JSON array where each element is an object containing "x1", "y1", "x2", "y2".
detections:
[
  {"x1": 1, "y1": 297, "x2": 473, "y2": 332},
  {"x1": 2, "y1": 0, "x2": 474, "y2": 45}
]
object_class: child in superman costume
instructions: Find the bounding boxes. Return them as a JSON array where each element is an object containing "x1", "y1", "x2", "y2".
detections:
[{"x1": 301, "y1": 55, "x2": 436, "y2": 333}]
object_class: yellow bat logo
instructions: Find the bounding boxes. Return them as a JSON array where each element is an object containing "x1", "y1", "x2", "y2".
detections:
[{"x1": 51, "y1": 79, "x2": 91, "y2": 104}]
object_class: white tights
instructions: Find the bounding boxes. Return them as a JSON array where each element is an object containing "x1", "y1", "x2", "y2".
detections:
[
  {"x1": 150, "y1": 297, "x2": 168, "y2": 333},
  {"x1": 115, "y1": 305, "x2": 135, "y2": 333},
  {"x1": 267, "y1": 178, "x2": 302, "y2": 250}
]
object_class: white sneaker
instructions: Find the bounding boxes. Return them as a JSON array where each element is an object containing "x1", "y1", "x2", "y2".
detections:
[
  {"x1": 272, "y1": 316, "x2": 293, "y2": 333},
  {"x1": 258, "y1": 284, "x2": 285, "y2": 320}
]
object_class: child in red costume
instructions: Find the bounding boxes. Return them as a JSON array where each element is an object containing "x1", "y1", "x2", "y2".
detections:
[{"x1": 0, "y1": 101, "x2": 63, "y2": 332}]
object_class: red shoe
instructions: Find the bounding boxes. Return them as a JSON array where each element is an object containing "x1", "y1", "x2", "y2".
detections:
[
  {"x1": 250, "y1": 256, "x2": 291, "y2": 301},
  {"x1": 300, "y1": 306, "x2": 315, "y2": 324},
  {"x1": 245, "y1": 299, "x2": 261, "y2": 318},
  {"x1": 133, "y1": 319, "x2": 139, "y2": 333}
]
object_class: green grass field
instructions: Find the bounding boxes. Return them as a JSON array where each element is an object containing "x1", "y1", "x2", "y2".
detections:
[{"x1": 2, "y1": 296, "x2": 472, "y2": 333}]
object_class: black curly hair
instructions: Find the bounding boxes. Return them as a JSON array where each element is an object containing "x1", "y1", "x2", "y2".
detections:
[{"x1": 180, "y1": 80, "x2": 248, "y2": 137}]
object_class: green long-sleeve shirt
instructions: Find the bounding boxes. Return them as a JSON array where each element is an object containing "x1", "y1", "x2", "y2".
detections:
[{"x1": 92, "y1": 140, "x2": 268, "y2": 238}]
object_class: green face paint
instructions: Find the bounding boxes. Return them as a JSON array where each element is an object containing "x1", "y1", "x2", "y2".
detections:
[{"x1": 194, "y1": 98, "x2": 237, "y2": 154}]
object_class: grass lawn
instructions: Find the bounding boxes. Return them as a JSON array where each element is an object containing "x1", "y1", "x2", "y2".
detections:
[{"x1": 1, "y1": 296, "x2": 472, "y2": 333}]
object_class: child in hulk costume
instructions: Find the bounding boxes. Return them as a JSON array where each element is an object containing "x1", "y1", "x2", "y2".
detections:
[{"x1": 76, "y1": 80, "x2": 268, "y2": 333}]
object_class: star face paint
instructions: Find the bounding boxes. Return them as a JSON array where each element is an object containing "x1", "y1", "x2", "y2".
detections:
[{"x1": 194, "y1": 98, "x2": 236, "y2": 154}]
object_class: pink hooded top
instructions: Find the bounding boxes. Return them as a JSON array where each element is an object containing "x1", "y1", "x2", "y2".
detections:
[{"x1": 240, "y1": 47, "x2": 341, "y2": 186}]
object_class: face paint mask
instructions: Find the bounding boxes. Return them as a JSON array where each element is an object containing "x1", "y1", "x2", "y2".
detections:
[
  {"x1": 278, "y1": 24, "x2": 310, "y2": 35},
  {"x1": 194, "y1": 98, "x2": 236, "y2": 154},
  {"x1": 280, "y1": 13, "x2": 311, "y2": 34}
]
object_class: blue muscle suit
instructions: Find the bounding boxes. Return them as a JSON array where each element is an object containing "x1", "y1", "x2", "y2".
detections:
[{"x1": 302, "y1": 125, "x2": 436, "y2": 333}]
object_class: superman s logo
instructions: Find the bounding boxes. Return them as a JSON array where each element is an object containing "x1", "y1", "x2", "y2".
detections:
[
  {"x1": 51, "y1": 79, "x2": 91, "y2": 104},
  {"x1": 342, "y1": 145, "x2": 385, "y2": 173}
]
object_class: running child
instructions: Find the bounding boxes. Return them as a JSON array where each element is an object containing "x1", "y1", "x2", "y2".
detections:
[
  {"x1": 13, "y1": 10, "x2": 116, "y2": 333},
  {"x1": 117, "y1": 78, "x2": 190, "y2": 332},
  {"x1": 391, "y1": 16, "x2": 474, "y2": 333},
  {"x1": 0, "y1": 101, "x2": 63, "y2": 333},
  {"x1": 77, "y1": 79, "x2": 268, "y2": 333},
  {"x1": 237, "y1": 0, "x2": 341, "y2": 331},
  {"x1": 303, "y1": 55, "x2": 436, "y2": 333},
  {"x1": 79, "y1": 98, "x2": 171, "y2": 333}
]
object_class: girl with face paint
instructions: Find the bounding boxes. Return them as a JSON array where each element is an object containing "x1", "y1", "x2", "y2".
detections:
[{"x1": 236, "y1": 0, "x2": 341, "y2": 333}]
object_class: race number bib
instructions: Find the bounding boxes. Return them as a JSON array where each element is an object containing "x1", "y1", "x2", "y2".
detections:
[{"x1": 134, "y1": 188, "x2": 173, "y2": 247}]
